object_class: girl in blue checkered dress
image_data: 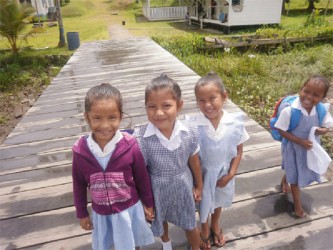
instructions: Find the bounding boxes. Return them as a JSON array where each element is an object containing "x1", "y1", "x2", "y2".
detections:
[{"x1": 134, "y1": 74, "x2": 203, "y2": 250}]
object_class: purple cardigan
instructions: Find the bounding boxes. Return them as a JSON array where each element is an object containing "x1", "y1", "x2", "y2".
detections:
[{"x1": 72, "y1": 133, "x2": 154, "y2": 218}]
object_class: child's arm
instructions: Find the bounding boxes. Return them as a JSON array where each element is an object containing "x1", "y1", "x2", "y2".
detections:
[
  {"x1": 217, "y1": 143, "x2": 243, "y2": 188},
  {"x1": 315, "y1": 127, "x2": 330, "y2": 136},
  {"x1": 278, "y1": 129, "x2": 313, "y2": 150},
  {"x1": 80, "y1": 217, "x2": 93, "y2": 231},
  {"x1": 143, "y1": 205, "x2": 155, "y2": 222},
  {"x1": 188, "y1": 153, "x2": 203, "y2": 203}
]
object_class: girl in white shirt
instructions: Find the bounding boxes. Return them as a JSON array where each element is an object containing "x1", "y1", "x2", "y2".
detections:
[
  {"x1": 191, "y1": 73, "x2": 249, "y2": 249},
  {"x1": 275, "y1": 75, "x2": 333, "y2": 218}
]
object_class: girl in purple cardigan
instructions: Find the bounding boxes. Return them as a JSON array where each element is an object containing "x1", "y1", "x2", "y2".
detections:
[{"x1": 72, "y1": 83, "x2": 155, "y2": 250}]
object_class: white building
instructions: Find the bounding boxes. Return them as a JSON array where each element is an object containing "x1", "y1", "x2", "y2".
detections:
[
  {"x1": 18, "y1": 0, "x2": 55, "y2": 19},
  {"x1": 141, "y1": 0, "x2": 284, "y2": 33}
]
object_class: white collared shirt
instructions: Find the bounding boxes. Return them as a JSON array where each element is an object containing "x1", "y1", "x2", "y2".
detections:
[
  {"x1": 144, "y1": 119, "x2": 199, "y2": 153},
  {"x1": 87, "y1": 130, "x2": 123, "y2": 157},
  {"x1": 275, "y1": 97, "x2": 333, "y2": 131},
  {"x1": 195, "y1": 110, "x2": 249, "y2": 143}
]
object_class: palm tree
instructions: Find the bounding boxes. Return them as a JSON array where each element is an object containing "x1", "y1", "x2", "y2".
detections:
[{"x1": 0, "y1": 0, "x2": 35, "y2": 54}]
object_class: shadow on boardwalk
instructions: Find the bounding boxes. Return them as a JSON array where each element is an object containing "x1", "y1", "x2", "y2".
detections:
[{"x1": 0, "y1": 36, "x2": 332, "y2": 250}]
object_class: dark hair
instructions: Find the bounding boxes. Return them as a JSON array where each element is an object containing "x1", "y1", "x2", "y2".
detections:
[
  {"x1": 303, "y1": 75, "x2": 331, "y2": 98},
  {"x1": 145, "y1": 74, "x2": 182, "y2": 104},
  {"x1": 194, "y1": 72, "x2": 226, "y2": 96},
  {"x1": 85, "y1": 83, "x2": 123, "y2": 116}
]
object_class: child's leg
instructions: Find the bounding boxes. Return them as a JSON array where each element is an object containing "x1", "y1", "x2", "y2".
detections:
[
  {"x1": 290, "y1": 184, "x2": 306, "y2": 218},
  {"x1": 185, "y1": 227, "x2": 200, "y2": 250},
  {"x1": 200, "y1": 220, "x2": 211, "y2": 249},
  {"x1": 210, "y1": 207, "x2": 225, "y2": 247},
  {"x1": 161, "y1": 221, "x2": 173, "y2": 250},
  {"x1": 281, "y1": 173, "x2": 291, "y2": 193}
]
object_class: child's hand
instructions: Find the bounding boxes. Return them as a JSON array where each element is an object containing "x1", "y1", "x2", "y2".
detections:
[
  {"x1": 217, "y1": 174, "x2": 232, "y2": 188},
  {"x1": 193, "y1": 187, "x2": 202, "y2": 203},
  {"x1": 80, "y1": 217, "x2": 93, "y2": 231},
  {"x1": 143, "y1": 205, "x2": 155, "y2": 221},
  {"x1": 299, "y1": 139, "x2": 313, "y2": 150},
  {"x1": 315, "y1": 127, "x2": 330, "y2": 136}
]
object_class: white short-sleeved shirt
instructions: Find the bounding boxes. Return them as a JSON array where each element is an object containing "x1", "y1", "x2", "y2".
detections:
[
  {"x1": 195, "y1": 110, "x2": 249, "y2": 144},
  {"x1": 143, "y1": 119, "x2": 200, "y2": 154},
  {"x1": 275, "y1": 97, "x2": 333, "y2": 131},
  {"x1": 87, "y1": 130, "x2": 123, "y2": 157}
]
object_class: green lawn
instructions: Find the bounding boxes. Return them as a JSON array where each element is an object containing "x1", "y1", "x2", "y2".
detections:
[{"x1": 0, "y1": 0, "x2": 332, "y2": 50}]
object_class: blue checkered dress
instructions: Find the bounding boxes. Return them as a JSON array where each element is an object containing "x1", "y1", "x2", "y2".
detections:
[{"x1": 134, "y1": 121, "x2": 199, "y2": 236}]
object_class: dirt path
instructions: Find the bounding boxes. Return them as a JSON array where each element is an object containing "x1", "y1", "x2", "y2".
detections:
[{"x1": 108, "y1": 24, "x2": 134, "y2": 39}]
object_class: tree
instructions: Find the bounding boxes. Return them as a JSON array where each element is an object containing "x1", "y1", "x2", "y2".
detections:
[
  {"x1": 307, "y1": 0, "x2": 320, "y2": 11},
  {"x1": 0, "y1": 0, "x2": 36, "y2": 54},
  {"x1": 55, "y1": 0, "x2": 66, "y2": 47}
]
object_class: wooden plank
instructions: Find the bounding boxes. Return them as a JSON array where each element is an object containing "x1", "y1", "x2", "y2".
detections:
[
  {"x1": 238, "y1": 144, "x2": 282, "y2": 172},
  {"x1": 0, "y1": 136, "x2": 77, "y2": 160},
  {"x1": 223, "y1": 217, "x2": 333, "y2": 249},
  {"x1": 1, "y1": 183, "x2": 331, "y2": 249},
  {"x1": 0, "y1": 164, "x2": 72, "y2": 195}
]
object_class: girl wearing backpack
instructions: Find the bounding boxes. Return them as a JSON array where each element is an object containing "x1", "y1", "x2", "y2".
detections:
[{"x1": 275, "y1": 75, "x2": 333, "y2": 218}]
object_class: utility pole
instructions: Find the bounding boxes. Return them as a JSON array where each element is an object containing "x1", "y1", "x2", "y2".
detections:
[{"x1": 55, "y1": 0, "x2": 66, "y2": 47}]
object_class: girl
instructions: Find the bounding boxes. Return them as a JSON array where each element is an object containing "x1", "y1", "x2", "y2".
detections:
[
  {"x1": 191, "y1": 73, "x2": 249, "y2": 250},
  {"x1": 134, "y1": 74, "x2": 203, "y2": 250},
  {"x1": 275, "y1": 75, "x2": 333, "y2": 218},
  {"x1": 72, "y1": 83, "x2": 155, "y2": 250}
]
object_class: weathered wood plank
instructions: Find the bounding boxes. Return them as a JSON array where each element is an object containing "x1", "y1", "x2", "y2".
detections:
[
  {"x1": 223, "y1": 217, "x2": 333, "y2": 249},
  {"x1": 1, "y1": 183, "x2": 331, "y2": 249}
]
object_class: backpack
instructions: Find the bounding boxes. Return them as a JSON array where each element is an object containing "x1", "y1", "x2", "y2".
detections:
[{"x1": 269, "y1": 95, "x2": 327, "y2": 142}]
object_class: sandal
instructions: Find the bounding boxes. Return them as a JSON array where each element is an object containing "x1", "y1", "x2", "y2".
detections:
[
  {"x1": 210, "y1": 228, "x2": 225, "y2": 247},
  {"x1": 200, "y1": 232, "x2": 211, "y2": 250}
]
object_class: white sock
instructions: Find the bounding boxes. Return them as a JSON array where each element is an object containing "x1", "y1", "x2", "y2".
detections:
[{"x1": 162, "y1": 240, "x2": 172, "y2": 250}]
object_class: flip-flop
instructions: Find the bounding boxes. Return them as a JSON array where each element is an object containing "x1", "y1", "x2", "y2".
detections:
[
  {"x1": 210, "y1": 228, "x2": 225, "y2": 247},
  {"x1": 200, "y1": 232, "x2": 211, "y2": 250}
]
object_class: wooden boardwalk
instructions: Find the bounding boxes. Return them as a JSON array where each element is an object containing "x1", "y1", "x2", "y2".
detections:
[{"x1": 1, "y1": 37, "x2": 332, "y2": 250}]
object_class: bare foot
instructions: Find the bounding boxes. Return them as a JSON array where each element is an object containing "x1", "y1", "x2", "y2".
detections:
[
  {"x1": 293, "y1": 209, "x2": 307, "y2": 218},
  {"x1": 281, "y1": 175, "x2": 291, "y2": 193}
]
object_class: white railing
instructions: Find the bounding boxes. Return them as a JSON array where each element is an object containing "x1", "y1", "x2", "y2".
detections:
[{"x1": 143, "y1": 6, "x2": 188, "y2": 21}]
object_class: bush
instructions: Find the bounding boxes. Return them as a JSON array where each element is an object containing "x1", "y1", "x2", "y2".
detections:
[{"x1": 0, "y1": 52, "x2": 70, "y2": 92}]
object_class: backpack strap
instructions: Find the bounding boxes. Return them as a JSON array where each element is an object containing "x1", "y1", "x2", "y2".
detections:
[
  {"x1": 316, "y1": 102, "x2": 327, "y2": 126},
  {"x1": 289, "y1": 108, "x2": 302, "y2": 131},
  {"x1": 288, "y1": 101, "x2": 327, "y2": 132}
]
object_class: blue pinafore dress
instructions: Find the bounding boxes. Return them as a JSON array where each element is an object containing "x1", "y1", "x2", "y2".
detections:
[
  {"x1": 198, "y1": 115, "x2": 243, "y2": 223},
  {"x1": 282, "y1": 114, "x2": 321, "y2": 188},
  {"x1": 90, "y1": 149, "x2": 154, "y2": 250}
]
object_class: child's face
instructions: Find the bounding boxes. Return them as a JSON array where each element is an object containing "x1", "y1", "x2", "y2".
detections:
[
  {"x1": 146, "y1": 89, "x2": 182, "y2": 138},
  {"x1": 299, "y1": 80, "x2": 326, "y2": 113},
  {"x1": 196, "y1": 84, "x2": 227, "y2": 123},
  {"x1": 84, "y1": 99, "x2": 121, "y2": 149}
]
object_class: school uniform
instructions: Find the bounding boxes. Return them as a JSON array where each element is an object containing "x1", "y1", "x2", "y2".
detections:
[
  {"x1": 190, "y1": 111, "x2": 249, "y2": 223},
  {"x1": 134, "y1": 120, "x2": 200, "y2": 236},
  {"x1": 72, "y1": 131, "x2": 154, "y2": 250},
  {"x1": 275, "y1": 97, "x2": 333, "y2": 188}
]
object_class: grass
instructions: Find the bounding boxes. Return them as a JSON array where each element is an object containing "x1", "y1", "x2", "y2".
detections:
[
  {"x1": 0, "y1": 0, "x2": 333, "y2": 153},
  {"x1": 0, "y1": 0, "x2": 332, "y2": 49}
]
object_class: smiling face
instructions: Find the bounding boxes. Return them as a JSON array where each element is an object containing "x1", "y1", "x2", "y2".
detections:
[
  {"x1": 299, "y1": 80, "x2": 326, "y2": 114},
  {"x1": 195, "y1": 83, "x2": 227, "y2": 128},
  {"x1": 84, "y1": 99, "x2": 121, "y2": 150},
  {"x1": 146, "y1": 88, "x2": 182, "y2": 139}
]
